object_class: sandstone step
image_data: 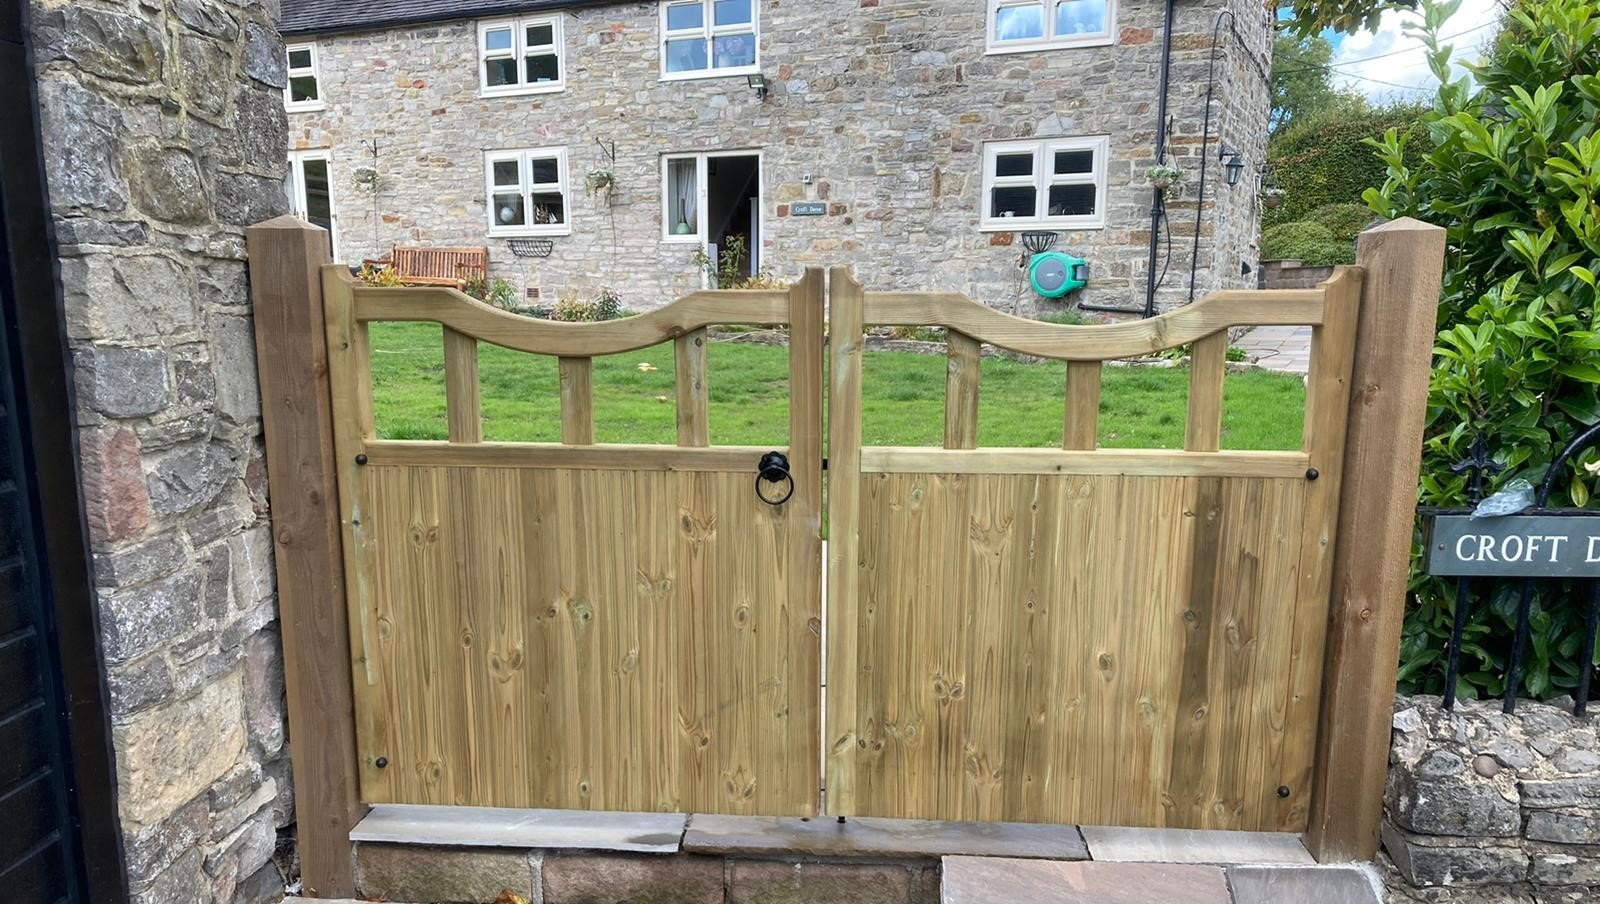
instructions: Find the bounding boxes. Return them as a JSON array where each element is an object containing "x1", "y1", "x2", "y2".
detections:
[
  {"x1": 941, "y1": 857, "x2": 1231, "y2": 904},
  {"x1": 1079, "y1": 826, "x2": 1314, "y2": 865},
  {"x1": 684, "y1": 814, "x2": 1089, "y2": 860},
  {"x1": 1225, "y1": 865, "x2": 1383, "y2": 904}
]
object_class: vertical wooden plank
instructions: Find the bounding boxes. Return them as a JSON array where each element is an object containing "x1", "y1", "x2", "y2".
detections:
[
  {"x1": 825, "y1": 266, "x2": 865, "y2": 815},
  {"x1": 1063, "y1": 361, "x2": 1102, "y2": 451},
  {"x1": 1305, "y1": 218, "x2": 1446, "y2": 861},
  {"x1": 245, "y1": 216, "x2": 361, "y2": 898},
  {"x1": 675, "y1": 328, "x2": 709, "y2": 447},
  {"x1": 443, "y1": 327, "x2": 482, "y2": 443},
  {"x1": 1278, "y1": 267, "x2": 1363, "y2": 831},
  {"x1": 787, "y1": 270, "x2": 826, "y2": 815},
  {"x1": 559, "y1": 356, "x2": 594, "y2": 445},
  {"x1": 944, "y1": 330, "x2": 980, "y2": 450},
  {"x1": 1185, "y1": 332, "x2": 1228, "y2": 452}
]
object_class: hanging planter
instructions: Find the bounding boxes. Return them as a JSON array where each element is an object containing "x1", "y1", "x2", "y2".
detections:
[
  {"x1": 1146, "y1": 163, "x2": 1183, "y2": 192},
  {"x1": 351, "y1": 166, "x2": 380, "y2": 194},
  {"x1": 584, "y1": 169, "x2": 617, "y2": 201},
  {"x1": 1263, "y1": 186, "x2": 1286, "y2": 209}
]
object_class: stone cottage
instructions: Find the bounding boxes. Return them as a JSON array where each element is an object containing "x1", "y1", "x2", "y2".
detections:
[{"x1": 280, "y1": 0, "x2": 1273, "y2": 313}]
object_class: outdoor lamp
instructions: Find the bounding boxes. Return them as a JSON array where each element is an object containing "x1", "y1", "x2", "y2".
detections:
[
  {"x1": 747, "y1": 73, "x2": 767, "y2": 101},
  {"x1": 1219, "y1": 145, "x2": 1245, "y2": 187}
]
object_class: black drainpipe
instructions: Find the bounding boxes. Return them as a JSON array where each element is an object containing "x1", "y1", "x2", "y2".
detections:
[{"x1": 1080, "y1": 0, "x2": 1176, "y2": 318}]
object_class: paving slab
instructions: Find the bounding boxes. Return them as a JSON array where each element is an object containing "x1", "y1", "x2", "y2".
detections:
[
  {"x1": 1226, "y1": 865, "x2": 1383, "y2": 904},
  {"x1": 683, "y1": 814, "x2": 1088, "y2": 860},
  {"x1": 351, "y1": 803, "x2": 686, "y2": 853},
  {"x1": 1080, "y1": 826, "x2": 1314, "y2": 865},
  {"x1": 941, "y1": 857, "x2": 1230, "y2": 904}
]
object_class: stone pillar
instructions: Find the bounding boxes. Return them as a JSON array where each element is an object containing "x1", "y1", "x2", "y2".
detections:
[{"x1": 30, "y1": 0, "x2": 292, "y2": 901}]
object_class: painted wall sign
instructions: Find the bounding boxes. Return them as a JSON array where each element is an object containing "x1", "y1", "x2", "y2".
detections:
[
  {"x1": 1425, "y1": 514, "x2": 1600, "y2": 578},
  {"x1": 791, "y1": 201, "x2": 827, "y2": 217}
]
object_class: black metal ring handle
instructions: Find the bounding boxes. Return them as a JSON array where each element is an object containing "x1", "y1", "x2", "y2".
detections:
[{"x1": 756, "y1": 451, "x2": 794, "y2": 506}]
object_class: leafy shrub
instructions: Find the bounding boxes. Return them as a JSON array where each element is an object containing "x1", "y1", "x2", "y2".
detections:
[
  {"x1": 1261, "y1": 221, "x2": 1356, "y2": 265},
  {"x1": 461, "y1": 274, "x2": 518, "y2": 310},
  {"x1": 1364, "y1": 0, "x2": 1600, "y2": 700},
  {"x1": 356, "y1": 261, "x2": 404, "y2": 287},
  {"x1": 1304, "y1": 202, "x2": 1378, "y2": 243},
  {"x1": 1264, "y1": 103, "x2": 1428, "y2": 229},
  {"x1": 550, "y1": 287, "x2": 628, "y2": 322},
  {"x1": 886, "y1": 325, "x2": 946, "y2": 341}
]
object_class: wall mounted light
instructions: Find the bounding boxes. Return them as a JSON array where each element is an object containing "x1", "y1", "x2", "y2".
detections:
[
  {"x1": 1219, "y1": 144, "x2": 1246, "y2": 187},
  {"x1": 747, "y1": 73, "x2": 767, "y2": 101}
]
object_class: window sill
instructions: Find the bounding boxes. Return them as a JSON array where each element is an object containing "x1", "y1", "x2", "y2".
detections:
[
  {"x1": 489, "y1": 226, "x2": 572, "y2": 238},
  {"x1": 659, "y1": 64, "x2": 760, "y2": 83},
  {"x1": 285, "y1": 102, "x2": 326, "y2": 113},
  {"x1": 980, "y1": 220, "x2": 1105, "y2": 232},
  {"x1": 984, "y1": 35, "x2": 1116, "y2": 55},
  {"x1": 661, "y1": 235, "x2": 703, "y2": 244},
  {"x1": 479, "y1": 83, "x2": 566, "y2": 99}
]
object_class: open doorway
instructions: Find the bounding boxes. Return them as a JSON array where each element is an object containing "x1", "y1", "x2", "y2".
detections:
[
  {"x1": 663, "y1": 150, "x2": 761, "y2": 284},
  {"x1": 287, "y1": 150, "x2": 339, "y2": 258}
]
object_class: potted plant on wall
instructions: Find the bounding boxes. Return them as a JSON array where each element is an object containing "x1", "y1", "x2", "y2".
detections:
[
  {"x1": 1263, "y1": 186, "x2": 1287, "y2": 209},
  {"x1": 1146, "y1": 163, "x2": 1183, "y2": 192},
  {"x1": 584, "y1": 169, "x2": 616, "y2": 203},
  {"x1": 351, "y1": 166, "x2": 380, "y2": 194}
]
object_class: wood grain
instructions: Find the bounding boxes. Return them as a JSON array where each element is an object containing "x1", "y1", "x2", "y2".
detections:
[
  {"x1": 676, "y1": 328, "x2": 710, "y2": 447},
  {"x1": 361, "y1": 441, "x2": 776, "y2": 472},
  {"x1": 244, "y1": 218, "x2": 362, "y2": 897},
  {"x1": 1185, "y1": 333, "x2": 1227, "y2": 453},
  {"x1": 825, "y1": 267, "x2": 867, "y2": 814},
  {"x1": 1306, "y1": 219, "x2": 1446, "y2": 861},
  {"x1": 443, "y1": 328, "x2": 482, "y2": 444},
  {"x1": 945, "y1": 331, "x2": 981, "y2": 450},
  {"x1": 861, "y1": 289, "x2": 1324, "y2": 360},
  {"x1": 859, "y1": 448, "x2": 1311, "y2": 479},
  {"x1": 354, "y1": 285, "x2": 789, "y2": 355},
  {"x1": 558, "y1": 357, "x2": 593, "y2": 445},
  {"x1": 1063, "y1": 361, "x2": 1102, "y2": 451}
]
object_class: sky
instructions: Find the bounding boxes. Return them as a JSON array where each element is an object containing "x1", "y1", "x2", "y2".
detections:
[{"x1": 1324, "y1": 0, "x2": 1507, "y2": 102}]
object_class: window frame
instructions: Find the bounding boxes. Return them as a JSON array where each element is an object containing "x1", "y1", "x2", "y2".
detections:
[
  {"x1": 478, "y1": 14, "x2": 566, "y2": 97},
  {"x1": 986, "y1": 0, "x2": 1117, "y2": 55},
  {"x1": 483, "y1": 147, "x2": 572, "y2": 238},
  {"x1": 284, "y1": 42, "x2": 324, "y2": 112},
  {"x1": 980, "y1": 135, "x2": 1109, "y2": 231},
  {"x1": 660, "y1": 149, "x2": 765, "y2": 286},
  {"x1": 285, "y1": 149, "x2": 339, "y2": 257},
  {"x1": 659, "y1": 0, "x2": 760, "y2": 81}
]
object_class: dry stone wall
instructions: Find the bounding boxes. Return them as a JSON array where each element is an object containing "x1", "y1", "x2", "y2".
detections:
[
  {"x1": 1383, "y1": 696, "x2": 1600, "y2": 904},
  {"x1": 31, "y1": 0, "x2": 292, "y2": 902},
  {"x1": 288, "y1": 0, "x2": 1272, "y2": 314}
]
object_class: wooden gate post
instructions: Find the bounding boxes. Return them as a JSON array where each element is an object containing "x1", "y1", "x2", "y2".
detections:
[
  {"x1": 245, "y1": 217, "x2": 363, "y2": 896},
  {"x1": 1305, "y1": 217, "x2": 1446, "y2": 861}
]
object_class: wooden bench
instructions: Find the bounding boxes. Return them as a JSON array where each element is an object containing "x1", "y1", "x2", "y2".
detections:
[{"x1": 388, "y1": 245, "x2": 488, "y2": 288}]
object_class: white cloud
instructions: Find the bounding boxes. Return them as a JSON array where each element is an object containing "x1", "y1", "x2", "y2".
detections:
[{"x1": 1326, "y1": 0, "x2": 1506, "y2": 103}]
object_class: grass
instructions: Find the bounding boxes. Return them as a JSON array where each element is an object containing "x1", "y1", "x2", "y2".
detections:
[{"x1": 369, "y1": 322, "x2": 1306, "y2": 450}]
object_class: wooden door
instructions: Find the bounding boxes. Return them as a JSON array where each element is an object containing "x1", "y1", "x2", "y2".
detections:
[
  {"x1": 325, "y1": 268, "x2": 825, "y2": 816},
  {"x1": 824, "y1": 267, "x2": 1363, "y2": 831}
]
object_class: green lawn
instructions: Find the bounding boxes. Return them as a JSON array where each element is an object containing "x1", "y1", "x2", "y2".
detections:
[{"x1": 369, "y1": 322, "x2": 1306, "y2": 450}]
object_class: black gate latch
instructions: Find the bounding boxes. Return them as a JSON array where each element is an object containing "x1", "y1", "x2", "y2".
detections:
[{"x1": 756, "y1": 451, "x2": 794, "y2": 506}]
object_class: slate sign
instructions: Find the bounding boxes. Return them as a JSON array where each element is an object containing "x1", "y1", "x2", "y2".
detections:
[
  {"x1": 1425, "y1": 513, "x2": 1600, "y2": 578},
  {"x1": 791, "y1": 201, "x2": 827, "y2": 217}
]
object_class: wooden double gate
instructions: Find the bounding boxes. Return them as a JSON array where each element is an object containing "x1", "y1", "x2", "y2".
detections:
[{"x1": 323, "y1": 264, "x2": 1364, "y2": 832}]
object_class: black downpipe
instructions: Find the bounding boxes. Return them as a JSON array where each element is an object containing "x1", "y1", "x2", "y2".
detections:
[
  {"x1": 1188, "y1": 10, "x2": 1234, "y2": 303},
  {"x1": 1083, "y1": 0, "x2": 1177, "y2": 318}
]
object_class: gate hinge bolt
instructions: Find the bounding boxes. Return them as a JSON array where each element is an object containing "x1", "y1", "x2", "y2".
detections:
[
  {"x1": 356, "y1": 453, "x2": 369, "y2": 465},
  {"x1": 374, "y1": 756, "x2": 388, "y2": 768},
  {"x1": 1305, "y1": 468, "x2": 1319, "y2": 481},
  {"x1": 1277, "y1": 785, "x2": 1290, "y2": 798}
]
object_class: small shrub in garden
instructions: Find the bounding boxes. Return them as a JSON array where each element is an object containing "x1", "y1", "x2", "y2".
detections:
[
  {"x1": 1364, "y1": 0, "x2": 1600, "y2": 701},
  {"x1": 1304, "y1": 202, "x2": 1377, "y2": 243},
  {"x1": 1261, "y1": 221, "x2": 1356, "y2": 265}
]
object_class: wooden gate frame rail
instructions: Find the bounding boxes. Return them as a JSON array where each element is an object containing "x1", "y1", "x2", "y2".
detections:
[{"x1": 246, "y1": 217, "x2": 1443, "y2": 896}]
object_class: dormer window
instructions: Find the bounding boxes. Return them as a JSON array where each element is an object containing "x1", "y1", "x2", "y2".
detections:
[{"x1": 479, "y1": 15, "x2": 565, "y2": 96}]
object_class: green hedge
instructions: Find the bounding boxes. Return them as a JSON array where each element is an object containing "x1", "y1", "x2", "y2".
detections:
[
  {"x1": 1263, "y1": 104, "x2": 1427, "y2": 229},
  {"x1": 1261, "y1": 220, "x2": 1357, "y2": 265}
]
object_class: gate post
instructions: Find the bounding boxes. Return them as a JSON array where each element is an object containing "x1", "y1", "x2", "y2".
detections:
[
  {"x1": 1305, "y1": 217, "x2": 1446, "y2": 861},
  {"x1": 244, "y1": 217, "x2": 363, "y2": 896}
]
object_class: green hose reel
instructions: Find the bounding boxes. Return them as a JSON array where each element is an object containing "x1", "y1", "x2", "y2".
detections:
[{"x1": 1029, "y1": 251, "x2": 1089, "y2": 299}]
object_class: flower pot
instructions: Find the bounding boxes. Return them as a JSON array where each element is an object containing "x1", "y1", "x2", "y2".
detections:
[{"x1": 1264, "y1": 193, "x2": 1285, "y2": 210}]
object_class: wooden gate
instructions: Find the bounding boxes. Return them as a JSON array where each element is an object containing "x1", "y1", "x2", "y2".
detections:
[
  {"x1": 323, "y1": 267, "x2": 824, "y2": 815},
  {"x1": 824, "y1": 267, "x2": 1364, "y2": 831}
]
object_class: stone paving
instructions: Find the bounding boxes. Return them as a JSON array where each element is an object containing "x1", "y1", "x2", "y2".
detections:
[{"x1": 1233, "y1": 325, "x2": 1313, "y2": 375}]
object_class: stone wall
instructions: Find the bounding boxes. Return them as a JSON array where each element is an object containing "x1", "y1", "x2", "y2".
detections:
[
  {"x1": 287, "y1": 0, "x2": 1272, "y2": 314},
  {"x1": 1259, "y1": 259, "x2": 1335, "y2": 290},
  {"x1": 31, "y1": 1, "x2": 292, "y2": 902},
  {"x1": 1383, "y1": 696, "x2": 1600, "y2": 903}
]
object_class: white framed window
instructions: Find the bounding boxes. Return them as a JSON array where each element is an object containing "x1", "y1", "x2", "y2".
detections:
[
  {"x1": 478, "y1": 15, "x2": 565, "y2": 96},
  {"x1": 484, "y1": 147, "x2": 571, "y2": 237},
  {"x1": 980, "y1": 136, "x2": 1109, "y2": 230},
  {"x1": 661, "y1": 150, "x2": 764, "y2": 284},
  {"x1": 285, "y1": 150, "x2": 338, "y2": 256},
  {"x1": 285, "y1": 42, "x2": 323, "y2": 111},
  {"x1": 987, "y1": 0, "x2": 1115, "y2": 54},
  {"x1": 660, "y1": 0, "x2": 758, "y2": 80}
]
